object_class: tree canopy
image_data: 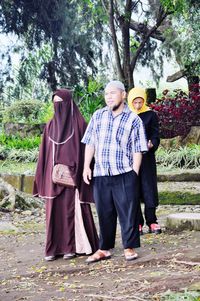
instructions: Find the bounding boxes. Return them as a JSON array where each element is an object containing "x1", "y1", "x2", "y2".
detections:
[
  {"x1": 0, "y1": 0, "x2": 199, "y2": 93},
  {"x1": 0, "y1": 0, "x2": 104, "y2": 90}
]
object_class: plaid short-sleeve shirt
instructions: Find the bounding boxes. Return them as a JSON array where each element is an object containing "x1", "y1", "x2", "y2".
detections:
[{"x1": 81, "y1": 104, "x2": 148, "y2": 177}]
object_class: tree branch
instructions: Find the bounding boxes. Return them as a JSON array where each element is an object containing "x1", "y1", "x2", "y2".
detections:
[
  {"x1": 167, "y1": 70, "x2": 186, "y2": 82},
  {"x1": 130, "y1": 7, "x2": 169, "y2": 72},
  {"x1": 129, "y1": 20, "x2": 165, "y2": 42}
]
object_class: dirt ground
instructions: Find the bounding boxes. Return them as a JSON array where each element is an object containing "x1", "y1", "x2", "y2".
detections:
[{"x1": 0, "y1": 205, "x2": 200, "y2": 301}]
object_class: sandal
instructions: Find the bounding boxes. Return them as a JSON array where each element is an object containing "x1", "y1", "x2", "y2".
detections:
[
  {"x1": 86, "y1": 249, "x2": 111, "y2": 264},
  {"x1": 124, "y1": 248, "x2": 138, "y2": 261},
  {"x1": 149, "y1": 223, "x2": 162, "y2": 234}
]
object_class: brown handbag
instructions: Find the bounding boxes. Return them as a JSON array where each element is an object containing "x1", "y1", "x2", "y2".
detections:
[{"x1": 52, "y1": 164, "x2": 76, "y2": 187}]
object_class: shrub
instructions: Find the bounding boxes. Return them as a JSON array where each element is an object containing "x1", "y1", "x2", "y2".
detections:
[
  {"x1": 74, "y1": 79, "x2": 105, "y2": 123},
  {"x1": 0, "y1": 134, "x2": 41, "y2": 150},
  {"x1": 2, "y1": 99, "x2": 53, "y2": 124},
  {"x1": 6, "y1": 148, "x2": 39, "y2": 162},
  {"x1": 0, "y1": 134, "x2": 41, "y2": 161},
  {"x1": 151, "y1": 84, "x2": 200, "y2": 138},
  {"x1": 156, "y1": 144, "x2": 200, "y2": 168},
  {"x1": 0, "y1": 146, "x2": 39, "y2": 162}
]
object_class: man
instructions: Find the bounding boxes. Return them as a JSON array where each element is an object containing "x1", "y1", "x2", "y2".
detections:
[{"x1": 82, "y1": 80, "x2": 148, "y2": 263}]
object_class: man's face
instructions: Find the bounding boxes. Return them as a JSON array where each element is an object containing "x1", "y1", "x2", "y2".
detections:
[
  {"x1": 104, "y1": 86, "x2": 125, "y2": 111},
  {"x1": 132, "y1": 97, "x2": 144, "y2": 111}
]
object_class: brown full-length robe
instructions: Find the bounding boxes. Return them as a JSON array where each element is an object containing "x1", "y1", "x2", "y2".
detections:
[{"x1": 33, "y1": 89, "x2": 98, "y2": 256}]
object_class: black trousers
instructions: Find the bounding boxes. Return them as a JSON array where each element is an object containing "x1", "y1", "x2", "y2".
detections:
[
  {"x1": 93, "y1": 170, "x2": 140, "y2": 250},
  {"x1": 138, "y1": 206, "x2": 157, "y2": 227}
]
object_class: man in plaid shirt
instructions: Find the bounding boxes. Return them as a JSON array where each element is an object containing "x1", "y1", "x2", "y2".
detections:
[{"x1": 82, "y1": 80, "x2": 148, "y2": 263}]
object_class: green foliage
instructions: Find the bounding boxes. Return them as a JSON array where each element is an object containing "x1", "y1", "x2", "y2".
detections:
[
  {"x1": 161, "y1": 289, "x2": 200, "y2": 300},
  {"x1": 161, "y1": 2, "x2": 200, "y2": 77},
  {"x1": 160, "y1": 0, "x2": 187, "y2": 13},
  {"x1": 0, "y1": 134, "x2": 40, "y2": 162},
  {"x1": 0, "y1": 134, "x2": 41, "y2": 149},
  {"x1": 159, "y1": 191, "x2": 200, "y2": 205},
  {"x1": 156, "y1": 145, "x2": 200, "y2": 169},
  {"x1": 37, "y1": 102, "x2": 54, "y2": 123},
  {"x1": 74, "y1": 79, "x2": 104, "y2": 123},
  {"x1": 7, "y1": 44, "x2": 53, "y2": 102},
  {"x1": 2, "y1": 99, "x2": 53, "y2": 124}
]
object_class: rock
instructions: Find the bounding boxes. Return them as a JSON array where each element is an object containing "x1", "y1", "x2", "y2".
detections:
[
  {"x1": 0, "y1": 178, "x2": 16, "y2": 210},
  {"x1": 182, "y1": 126, "x2": 200, "y2": 145},
  {"x1": 0, "y1": 221, "x2": 19, "y2": 232},
  {"x1": 160, "y1": 126, "x2": 200, "y2": 147},
  {"x1": 21, "y1": 210, "x2": 33, "y2": 216},
  {"x1": 0, "y1": 177, "x2": 44, "y2": 211},
  {"x1": 166, "y1": 213, "x2": 200, "y2": 231},
  {"x1": 160, "y1": 136, "x2": 183, "y2": 149}
]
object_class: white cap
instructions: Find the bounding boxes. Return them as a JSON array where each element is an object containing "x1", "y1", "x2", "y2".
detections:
[{"x1": 105, "y1": 80, "x2": 125, "y2": 91}]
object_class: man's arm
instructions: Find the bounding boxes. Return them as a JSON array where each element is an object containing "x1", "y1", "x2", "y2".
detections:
[
  {"x1": 133, "y1": 152, "x2": 142, "y2": 175},
  {"x1": 83, "y1": 144, "x2": 95, "y2": 184}
]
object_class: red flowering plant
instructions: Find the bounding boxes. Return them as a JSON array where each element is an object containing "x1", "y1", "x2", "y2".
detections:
[{"x1": 150, "y1": 84, "x2": 200, "y2": 138}]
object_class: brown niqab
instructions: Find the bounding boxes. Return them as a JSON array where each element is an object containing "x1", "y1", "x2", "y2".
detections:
[{"x1": 33, "y1": 89, "x2": 93, "y2": 203}]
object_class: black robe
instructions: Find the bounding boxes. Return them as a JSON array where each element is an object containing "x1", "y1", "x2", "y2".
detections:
[{"x1": 139, "y1": 110, "x2": 160, "y2": 207}]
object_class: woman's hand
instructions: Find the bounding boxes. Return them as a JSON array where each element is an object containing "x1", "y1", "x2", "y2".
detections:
[{"x1": 148, "y1": 140, "x2": 153, "y2": 149}]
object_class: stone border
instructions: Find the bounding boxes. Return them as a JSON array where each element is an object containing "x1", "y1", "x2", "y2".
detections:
[
  {"x1": 1, "y1": 172, "x2": 200, "y2": 194},
  {"x1": 157, "y1": 173, "x2": 200, "y2": 182}
]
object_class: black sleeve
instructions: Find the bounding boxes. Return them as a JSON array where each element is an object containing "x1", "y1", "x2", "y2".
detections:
[{"x1": 149, "y1": 111, "x2": 160, "y2": 151}]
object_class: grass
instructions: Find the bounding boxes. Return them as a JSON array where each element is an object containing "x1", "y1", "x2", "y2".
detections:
[
  {"x1": 157, "y1": 166, "x2": 200, "y2": 174},
  {"x1": 0, "y1": 160, "x2": 36, "y2": 174}
]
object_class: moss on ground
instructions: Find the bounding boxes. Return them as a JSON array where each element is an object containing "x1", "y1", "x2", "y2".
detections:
[{"x1": 159, "y1": 191, "x2": 200, "y2": 205}]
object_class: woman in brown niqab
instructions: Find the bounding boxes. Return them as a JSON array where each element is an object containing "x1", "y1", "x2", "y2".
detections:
[{"x1": 33, "y1": 89, "x2": 98, "y2": 261}]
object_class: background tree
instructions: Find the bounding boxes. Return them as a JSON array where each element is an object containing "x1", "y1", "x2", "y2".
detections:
[
  {"x1": 0, "y1": 0, "x2": 199, "y2": 93},
  {"x1": 3, "y1": 44, "x2": 53, "y2": 103},
  {"x1": 101, "y1": 0, "x2": 199, "y2": 88},
  {"x1": 163, "y1": 6, "x2": 200, "y2": 85},
  {"x1": 0, "y1": 0, "x2": 104, "y2": 90},
  {"x1": 100, "y1": 0, "x2": 176, "y2": 88}
]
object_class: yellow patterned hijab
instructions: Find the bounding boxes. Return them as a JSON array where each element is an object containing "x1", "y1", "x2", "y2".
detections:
[{"x1": 128, "y1": 87, "x2": 150, "y2": 114}]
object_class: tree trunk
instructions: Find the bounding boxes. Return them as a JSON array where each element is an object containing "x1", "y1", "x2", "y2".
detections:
[
  {"x1": 108, "y1": 0, "x2": 124, "y2": 82},
  {"x1": 120, "y1": 0, "x2": 133, "y2": 88}
]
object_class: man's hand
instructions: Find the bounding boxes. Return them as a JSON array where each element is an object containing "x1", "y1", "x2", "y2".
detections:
[
  {"x1": 133, "y1": 152, "x2": 142, "y2": 175},
  {"x1": 83, "y1": 167, "x2": 92, "y2": 184}
]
